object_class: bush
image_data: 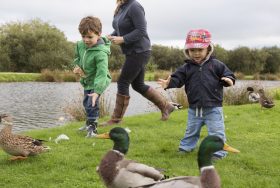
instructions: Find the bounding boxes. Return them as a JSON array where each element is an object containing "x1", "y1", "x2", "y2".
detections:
[
  {"x1": 166, "y1": 88, "x2": 189, "y2": 109},
  {"x1": 0, "y1": 19, "x2": 74, "y2": 72},
  {"x1": 154, "y1": 70, "x2": 171, "y2": 81},
  {"x1": 234, "y1": 72, "x2": 245, "y2": 80},
  {"x1": 64, "y1": 91, "x2": 111, "y2": 121},
  {"x1": 39, "y1": 69, "x2": 78, "y2": 82},
  {"x1": 110, "y1": 70, "x2": 120, "y2": 82},
  {"x1": 253, "y1": 73, "x2": 280, "y2": 80}
]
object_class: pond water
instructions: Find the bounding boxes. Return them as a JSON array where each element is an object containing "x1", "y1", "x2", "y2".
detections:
[
  {"x1": 0, "y1": 82, "x2": 160, "y2": 132},
  {"x1": 0, "y1": 80, "x2": 279, "y2": 132}
]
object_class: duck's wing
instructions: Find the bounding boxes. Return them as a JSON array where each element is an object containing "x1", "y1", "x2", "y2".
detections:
[
  {"x1": 133, "y1": 176, "x2": 201, "y2": 188},
  {"x1": 13, "y1": 134, "x2": 46, "y2": 146},
  {"x1": 119, "y1": 159, "x2": 164, "y2": 181},
  {"x1": 1, "y1": 134, "x2": 49, "y2": 157}
]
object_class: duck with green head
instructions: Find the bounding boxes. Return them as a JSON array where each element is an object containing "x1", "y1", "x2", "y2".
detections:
[
  {"x1": 96, "y1": 127, "x2": 164, "y2": 188},
  {"x1": 97, "y1": 127, "x2": 239, "y2": 188}
]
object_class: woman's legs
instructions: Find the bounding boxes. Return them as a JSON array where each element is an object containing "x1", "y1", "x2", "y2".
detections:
[
  {"x1": 128, "y1": 52, "x2": 174, "y2": 120},
  {"x1": 118, "y1": 51, "x2": 150, "y2": 96},
  {"x1": 101, "y1": 52, "x2": 149, "y2": 126},
  {"x1": 102, "y1": 51, "x2": 173, "y2": 126}
]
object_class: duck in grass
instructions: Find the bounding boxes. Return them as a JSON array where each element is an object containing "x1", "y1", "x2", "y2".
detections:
[
  {"x1": 96, "y1": 127, "x2": 164, "y2": 188},
  {"x1": 96, "y1": 127, "x2": 240, "y2": 188},
  {"x1": 258, "y1": 89, "x2": 275, "y2": 109},
  {"x1": 247, "y1": 87, "x2": 260, "y2": 103},
  {"x1": 0, "y1": 114, "x2": 50, "y2": 160}
]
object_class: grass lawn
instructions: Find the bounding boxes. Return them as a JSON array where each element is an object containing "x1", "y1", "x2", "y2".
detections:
[{"x1": 0, "y1": 102, "x2": 280, "y2": 187}]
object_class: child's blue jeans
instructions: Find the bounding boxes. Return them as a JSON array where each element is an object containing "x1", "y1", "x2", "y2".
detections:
[
  {"x1": 83, "y1": 90, "x2": 100, "y2": 121},
  {"x1": 179, "y1": 107, "x2": 227, "y2": 157}
]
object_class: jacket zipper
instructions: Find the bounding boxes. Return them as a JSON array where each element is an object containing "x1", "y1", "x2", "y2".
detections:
[{"x1": 82, "y1": 49, "x2": 88, "y2": 71}]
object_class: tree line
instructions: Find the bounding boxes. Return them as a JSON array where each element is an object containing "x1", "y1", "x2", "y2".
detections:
[{"x1": 1, "y1": 19, "x2": 280, "y2": 75}]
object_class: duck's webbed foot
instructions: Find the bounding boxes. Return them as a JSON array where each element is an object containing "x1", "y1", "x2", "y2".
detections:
[{"x1": 9, "y1": 156, "x2": 28, "y2": 161}]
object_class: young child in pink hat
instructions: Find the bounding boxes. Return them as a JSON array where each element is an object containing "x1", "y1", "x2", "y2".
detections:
[{"x1": 158, "y1": 29, "x2": 236, "y2": 159}]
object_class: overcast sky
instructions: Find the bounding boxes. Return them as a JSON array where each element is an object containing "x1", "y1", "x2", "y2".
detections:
[{"x1": 0, "y1": 0, "x2": 279, "y2": 49}]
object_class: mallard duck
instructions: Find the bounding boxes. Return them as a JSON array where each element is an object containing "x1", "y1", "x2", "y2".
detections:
[
  {"x1": 96, "y1": 127, "x2": 164, "y2": 188},
  {"x1": 0, "y1": 114, "x2": 50, "y2": 160},
  {"x1": 258, "y1": 89, "x2": 275, "y2": 108},
  {"x1": 96, "y1": 127, "x2": 239, "y2": 188},
  {"x1": 247, "y1": 87, "x2": 260, "y2": 103}
]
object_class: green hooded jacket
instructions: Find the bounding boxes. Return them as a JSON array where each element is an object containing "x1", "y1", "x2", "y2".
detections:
[{"x1": 73, "y1": 37, "x2": 112, "y2": 94}]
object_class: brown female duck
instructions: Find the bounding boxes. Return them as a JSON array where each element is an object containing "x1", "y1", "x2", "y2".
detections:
[
  {"x1": 0, "y1": 114, "x2": 50, "y2": 160},
  {"x1": 258, "y1": 89, "x2": 275, "y2": 108},
  {"x1": 96, "y1": 127, "x2": 239, "y2": 188}
]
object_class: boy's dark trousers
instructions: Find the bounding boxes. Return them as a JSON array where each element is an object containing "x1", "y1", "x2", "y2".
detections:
[{"x1": 82, "y1": 90, "x2": 100, "y2": 136}]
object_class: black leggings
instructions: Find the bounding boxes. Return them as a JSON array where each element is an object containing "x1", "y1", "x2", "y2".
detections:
[{"x1": 117, "y1": 51, "x2": 151, "y2": 96}]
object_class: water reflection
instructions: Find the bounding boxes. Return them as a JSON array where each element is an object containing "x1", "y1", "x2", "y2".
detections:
[{"x1": 0, "y1": 82, "x2": 82, "y2": 132}]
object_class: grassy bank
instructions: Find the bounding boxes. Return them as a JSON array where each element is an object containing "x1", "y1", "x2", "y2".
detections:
[
  {"x1": 0, "y1": 72, "x2": 41, "y2": 82},
  {"x1": 0, "y1": 71, "x2": 160, "y2": 82},
  {"x1": 0, "y1": 102, "x2": 280, "y2": 187}
]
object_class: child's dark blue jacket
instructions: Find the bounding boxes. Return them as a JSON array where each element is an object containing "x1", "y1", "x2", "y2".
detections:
[{"x1": 167, "y1": 55, "x2": 235, "y2": 108}]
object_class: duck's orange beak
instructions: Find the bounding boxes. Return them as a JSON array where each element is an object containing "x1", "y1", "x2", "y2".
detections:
[
  {"x1": 223, "y1": 143, "x2": 240, "y2": 153},
  {"x1": 96, "y1": 132, "x2": 110, "y2": 139}
]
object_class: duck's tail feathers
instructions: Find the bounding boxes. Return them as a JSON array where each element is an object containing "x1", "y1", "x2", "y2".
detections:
[
  {"x1": 33, "y1": 139, "x2": 48, "y2": 146},
  {"x1": 43, "y1": 146, "x2": 51, "y2": 151}
]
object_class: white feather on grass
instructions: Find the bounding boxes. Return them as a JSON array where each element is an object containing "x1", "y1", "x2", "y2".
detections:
[
  {"x1": 124, "y1": 127, "x2": 131, "y2": 133},
  {"x1": 55, "y1": 134, "x2": 70, "y2": 144}
]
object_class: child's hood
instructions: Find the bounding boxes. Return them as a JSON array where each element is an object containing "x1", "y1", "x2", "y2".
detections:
[{"x1": 88, "y1": 36, "x2": 111, "y2": 55}]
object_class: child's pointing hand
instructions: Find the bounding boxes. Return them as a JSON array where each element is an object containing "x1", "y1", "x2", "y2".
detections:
[{"x1": 157, "y1": 75, "x2": 171, "y2": 89}]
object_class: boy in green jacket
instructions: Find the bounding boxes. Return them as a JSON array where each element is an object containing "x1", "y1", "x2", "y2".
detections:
[{"x1": 73, "y1": 16, "x2": 111, "y2": 137}]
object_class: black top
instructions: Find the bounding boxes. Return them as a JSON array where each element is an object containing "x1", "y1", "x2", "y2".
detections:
[
  {"x1": 112, "y1": 0, "x2": 151, "y2": 55},
  {"x1": 167, "y1": 57, "x2": 236, "y2": 108}
]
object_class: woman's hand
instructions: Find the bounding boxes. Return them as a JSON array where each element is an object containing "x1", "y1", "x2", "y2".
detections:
[
  {"x1": 108, "y1": 36, "x2": 124, "y2": 45},
  {"x1": 157, "y1": 75, "x2": 171, "y2": 89},
  {"x1": 106, "y1": 35, "x2": 113, "y2": 40},
  {"x1": 87, "y1": 93, "x2": 99, "y2": 107}
]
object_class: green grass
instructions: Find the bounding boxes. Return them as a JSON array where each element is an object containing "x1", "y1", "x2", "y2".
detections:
[
  {"x1": 1, "y1": 102, "x2": 280, "y2": 187},
  {"x1": 0, "y1": 72, "x2": 41, "y2": 82}
]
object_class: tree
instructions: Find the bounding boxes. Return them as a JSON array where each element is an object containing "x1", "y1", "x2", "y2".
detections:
[
  {"x1": 0, "y1": 19, "x2": 74, "y2": 72},
  {"x1": 261, "y1": 46, "x2": 280, "y2": 74},
  {"x1": 227, "y1": 47, "x2": 265, "y2": 74},
  {"x1": 108, "y1": 44, "x2": 124, "y2": 71},
  {"x1": 151, "y1": 45, "x2": 185, "y2": 70},
  {"x1": 213, "y1": 44, "x2": 229, "y2": 65}
]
